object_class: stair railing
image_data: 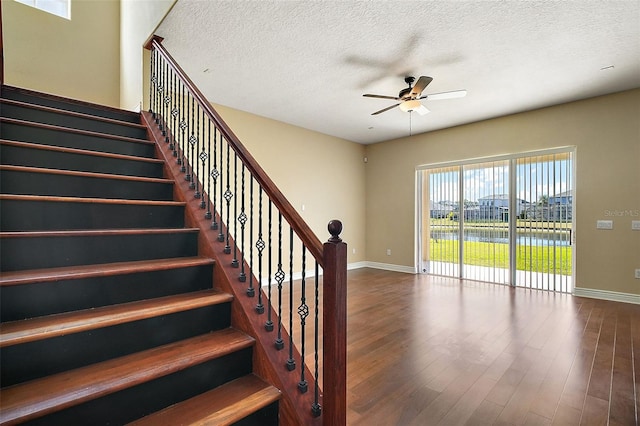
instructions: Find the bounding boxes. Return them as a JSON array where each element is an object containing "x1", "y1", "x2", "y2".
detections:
[{"x1": 145, "y1": 36, "x2": 346, "y2": 426}]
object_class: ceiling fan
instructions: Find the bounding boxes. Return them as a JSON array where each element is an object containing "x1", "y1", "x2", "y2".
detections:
[{"x1": 363, "y1": 76, "x2": 466, "y2": 116}]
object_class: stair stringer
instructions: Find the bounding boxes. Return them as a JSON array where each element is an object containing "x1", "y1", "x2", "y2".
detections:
[{"x1": 143, "y1": 111, "x2": 323, "y2": 426}]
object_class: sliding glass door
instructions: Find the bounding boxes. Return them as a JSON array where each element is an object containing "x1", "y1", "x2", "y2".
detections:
[{"x1": 419, "y1": 149, "x2": 574, "y2": 292}]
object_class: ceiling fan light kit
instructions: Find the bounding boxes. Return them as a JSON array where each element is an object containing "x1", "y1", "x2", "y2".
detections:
[
  {"x1": 364, "y1": 75, "x2": 466, "y2": 116},
  {"x1": 399, "y1": 99, "x2": 429, "y2": 115}
]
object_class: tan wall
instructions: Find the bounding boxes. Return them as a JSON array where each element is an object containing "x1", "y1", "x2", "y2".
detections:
[
  {"x1": 365, "y1": 89, "x2": 640, "y2": 295},
  {"x1": 213, "y1": 104, "x2": 367, "y2": 266},
  {"x1": 3, "y1": 0, "x2": 120, "y2": 107},
  {"x1": 120, "y1": 0, "x2": 175, "y2": 111}
]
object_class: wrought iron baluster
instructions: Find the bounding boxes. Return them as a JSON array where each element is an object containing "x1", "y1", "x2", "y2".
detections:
[
  {"x1": 311, "y1": 261, "x2": 321, "y2": 417},
  {"x1": 198, "y1": 109, "x2": 207, "y2": 208},
  {"x1": 232, "y1": 153, "x2": 239, "y2": 268},
  {"x1": 223, "y1": 141, "x2": 232, "y2": 253},
  {"x1": 157, "y1": 55, "x2": 164, "y2": 130},
  {"x1": 162, "y1": 60, "x2": 171, "y2": 141},
  {"x1": 237, "y1": 163, "x2": 246, "y2": 275},
  {"x1": 210, "y1": 126, "x2": 220, "y2": 230},
  {"x1": 265, "y1": 201, "x2": 274, "y2": 331},
  {"x1": 170, "y1": 72, "x2": 178, "y2": 155},
  {"x1": 193, "y1": 106, "x2": 202, "y2": 198},
  {"x1": 155, "y1": 52, "x2": 162, "y2": 127},
  {"x1": 178, "y1": 82, "x2": 187, "y2": 172},
  {"x1": 298, "y1": 245, "x2": 308, "y2": 392},
  {"x1": 149, "y1": 48, "x2": 156, "y2": 117},
  {"x1": 217, "y1": 135, "x2": 225, "y2": 242},
  {"x1": 255, "y1": 187, "x2": 265, "y2": 313},
  {"x1": 166, "y1": 62, "x2": 172, "y2": 135},
  {"x1": 205, "y1": 119, "x2": 212, "y2": 218},
  {"x1": 275, "y1": 213, "x2": 285, "y2": 350},
  {"x1": 286, "y1": 227, "x2": 295, "y2": 371},
  {"x1": 152, "y1": 49, "x2": 159, "y2": 122},
  {"x1": 247, "y1": 177, "x2": 255, "y2": 297},
  {"x1": 187, "y1": 96, "x2": 197, "y2": 188}
]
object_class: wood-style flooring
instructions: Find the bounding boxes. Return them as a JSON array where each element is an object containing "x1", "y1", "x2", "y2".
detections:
[{"x1": 300, "y1": 268, "x2": 639, "y2": 425}]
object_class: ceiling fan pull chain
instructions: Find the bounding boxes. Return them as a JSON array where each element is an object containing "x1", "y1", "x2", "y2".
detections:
[{"x1": 409, "y1": 111, "x2": 413, "y2": 136}]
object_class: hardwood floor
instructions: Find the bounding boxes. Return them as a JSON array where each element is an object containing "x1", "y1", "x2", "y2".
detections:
[
  {"x1": 341, "y1": 268, "x2": 639, "y2": 425},
  {"x1": 283, "y1": 268, "x2": 639, "y2": 425}
]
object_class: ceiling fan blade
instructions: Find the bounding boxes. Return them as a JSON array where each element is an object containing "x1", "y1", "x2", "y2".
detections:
[
  {"x1": 371, "y1": 103, "x2": 400, "y2": 115},
  {"x1": 415, "y1": 104, "x2": 430, "y2": 115},
  {"x1": 409, "y1": 76, "x2": 433, "y2": 97},
  {"x1": 420, "y1": 89, "x2": 467, "y2": 101},
  {"x1": 363, "y1": 94, "x2": 399, "y2": 100}
]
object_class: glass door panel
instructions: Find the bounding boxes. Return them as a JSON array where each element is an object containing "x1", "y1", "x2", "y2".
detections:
[
  {"x1": 515, "y1": 152, "x2": 574, "y2": 292},
  {"x1": 461, "y1": 160, "x2": 510, "y2": 283},
  {"x1": 424, "y1": 167, "x2": 460, "y2": 277}
]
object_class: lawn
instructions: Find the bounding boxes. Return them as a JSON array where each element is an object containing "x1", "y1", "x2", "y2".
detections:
[{"x1": 429, "y1": 239, "x2": 572, "y2": 275}]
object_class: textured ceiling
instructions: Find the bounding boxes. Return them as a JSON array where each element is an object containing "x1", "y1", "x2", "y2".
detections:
[{"x1": 156, "y1": 0, "x2": 640, "y2": 144}]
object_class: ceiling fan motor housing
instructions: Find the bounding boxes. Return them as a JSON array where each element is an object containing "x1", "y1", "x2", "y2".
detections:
[{"x1": 399, "y1": 87, "x2": 412, "y2": 100}]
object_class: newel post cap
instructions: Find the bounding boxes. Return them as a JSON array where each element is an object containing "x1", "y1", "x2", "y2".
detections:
[{"x1": 327, "y1": 220, "x2": 343, "y2": 243}]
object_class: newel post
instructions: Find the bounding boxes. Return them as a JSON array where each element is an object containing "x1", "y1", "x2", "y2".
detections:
[{"x1": 322, "y1": 220, "x2": 347, "y2": 426}]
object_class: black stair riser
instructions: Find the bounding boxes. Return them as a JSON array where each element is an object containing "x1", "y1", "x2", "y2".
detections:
[
  {"x1": 0, "y1": 169, "x2": 174, "y2": 201},
  {"x1": 1, "y1": 89, "x2": 140, "y2": 123},
  {"x1": 1, "y1": 304, "x2": 232, "y2": 387},
  {"x1": 1, "y1": 103, "x2": 147, "y2": 139},
  {"x1": 1, "y1": 264, "x2": 214, "y2": 321},
  {"x1": 21, "y1": 348, "x2": 254, "y2": 426},
  {"x1": 234, "y1": 403, "x2": 279, "y2": 426},
  {"x1": 1, "y1": 199, "x2": 185, "y2": 231},
  {"x1": 1, "y1": 231, "x2": 199, "y2": 271},
  {"x1": 0, "y1": 143, "x2": 164, "y2": 178},
  {"x1": 0, "y1": 121, "x2": 155, "y2": 157}
]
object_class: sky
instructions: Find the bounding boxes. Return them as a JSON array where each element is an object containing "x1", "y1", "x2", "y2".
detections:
[{"x1": 427, "y1": 155, "x2": 573, "y2": 205}]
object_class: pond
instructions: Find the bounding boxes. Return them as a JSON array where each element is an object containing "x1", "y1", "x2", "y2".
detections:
[{"x1": 430, "y1": 228, "x2": 571, "y2": 247}]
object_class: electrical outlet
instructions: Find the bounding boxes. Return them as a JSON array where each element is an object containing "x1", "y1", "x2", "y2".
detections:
[
  {"x1": 596, "y1": 220, "x2": 613, "y2": 230},
  {"x1": 632, "y1": 220, "x2": 640, "y2": 230},
  {"x1": 386, "y1": 249, "x2": 391, "y2": 256},
  {"x1": 635, "y1": 269, "x2": 640, "y2": 279}
]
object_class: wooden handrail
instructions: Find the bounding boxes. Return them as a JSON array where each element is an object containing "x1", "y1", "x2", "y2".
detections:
[{"x1": 146, "y1": 36, "x2": 324, "y2": 266}]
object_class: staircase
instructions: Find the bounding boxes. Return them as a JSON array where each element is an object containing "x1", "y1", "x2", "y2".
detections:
[{"x1": 0, "y1": 86, "x2": 281, "y2": 425}]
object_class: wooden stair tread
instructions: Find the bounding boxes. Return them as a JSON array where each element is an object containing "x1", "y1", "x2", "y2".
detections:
[
  {"x1": 0, "y1": 164, "x2": 174, "y2": 184},
  {"x1": 129, "y1": 374, "x2": 281, "y2": 426},
  {"x1": 0, "y1": 193, "x2": 186, "y2": 207},
  {"x1": 0, "y1": 98, "x2": 147, "y2": 130},
  {"x1": 0, "y1": 227, "x2": 199, "y2": 239},
  {"x1": 0, "y1": 329, "x2": 254, "y2": 425},
  {"x1": 0, "y1": 257, "x2": 214, "y2": 286},
  {"x1": 0, "y1": 289, "x2": 233, "y2": 347},
  {"x1": 0, "y1": 139, "x2": 164, "y2": 164},
  {"x1": 0, "y1": 117, "x2": 152, "y2": 144}
]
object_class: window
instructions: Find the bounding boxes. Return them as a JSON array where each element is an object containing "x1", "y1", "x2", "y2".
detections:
[{"x1": 15, "y1": 0, "x2": 70, "y2": 20}]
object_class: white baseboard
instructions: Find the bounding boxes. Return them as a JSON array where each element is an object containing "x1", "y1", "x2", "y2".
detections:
[
  {"x1": 358, "y1": 261, "x2": 416, "y2": 274},
  {"x1": 574, "y1": 287, "x2": 640, "y2": 305},
  {"x1": 347, "y1": 261, "x2": 368, "y2": 270}
]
